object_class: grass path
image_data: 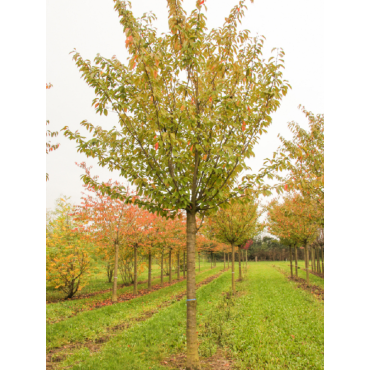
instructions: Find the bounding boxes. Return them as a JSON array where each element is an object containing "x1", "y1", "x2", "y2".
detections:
[
  {"x1": 199, "y1": 262, "x2": 324, "y2": 369},
  {"x1": 47, "y1": 266, "x2": 224, "y2": 352},
  {"x1": 272, "y1": 261, "x2": 324, "y2": 289},
  {"x1": 48, "y1": 262, "x2": 324, "y2": 369},
  {"x1": 64, "y1": 269, "x2": 234, "y2": 370},
  {"x1": 47, "y1": 262, "x2": 215, "y2": 324}
]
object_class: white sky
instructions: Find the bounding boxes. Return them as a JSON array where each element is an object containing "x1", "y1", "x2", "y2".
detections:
[{"x1": 46, "y1": 0, "x2": 324, "y2": 210}]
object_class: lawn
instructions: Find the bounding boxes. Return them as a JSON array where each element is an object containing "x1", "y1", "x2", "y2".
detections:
[{"x1": 47, "y1": 262, "x2": 323, "y2": 369}]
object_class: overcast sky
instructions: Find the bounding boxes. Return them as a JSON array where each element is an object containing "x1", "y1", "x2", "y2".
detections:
[{"x1": 46, "y1": 0, "x2": 324, "y2": 210}]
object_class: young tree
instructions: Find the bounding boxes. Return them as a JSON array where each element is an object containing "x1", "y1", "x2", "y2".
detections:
[
  {"x1": 266, "y1": 193, "x2": 320, "y2": 283},
  {"x1": 73, "y1": 164, "x2": 138, "y2": 302},
  {"x1": 63, "y1": 1, "x2": 289, "y2": 367},
  {"x1": 46, "y1": 197, "x2": 94, "y2": 299},
  {"x1": 207, "y1": 199, "x2": 259, "y2": 293}
]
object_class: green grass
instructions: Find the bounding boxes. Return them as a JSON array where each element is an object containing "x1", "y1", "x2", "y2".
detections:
[
  {"x1": 272, "y1": 260, "x2": 324, "y2": 289},
  {"x1": 65, "y1": 268, "x2": 234, "y2": 370},
  {"x1": 47, "y1": 265, "x2": 224, "y2": 351},
  {"x1": 199, "y1": 262, "x2": 324, "y2": 369},
  {"x1": 46, "y1": 259, "x2": 215, "y2": 301},
  {"x1": 48, "y1": 262, "x2": 324, "y2": 370},
  {"x1": 47, "y1": 261, "x2": 214, "y2": 324}
]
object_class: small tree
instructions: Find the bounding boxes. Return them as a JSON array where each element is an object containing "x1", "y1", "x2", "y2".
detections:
[
  {"x1": 46, "y1": 197, "x2": 94, "y2": 299},
  {"x1": 207, "y1": 199, "x2": 259, "y2": 293}
]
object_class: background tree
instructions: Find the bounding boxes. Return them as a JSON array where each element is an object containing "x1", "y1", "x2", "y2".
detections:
[
  {"x1": 46, "y1": 197, "x2": 94, "y2": 299},
  {"x1": 63, "y1": 1, "x2": 289, "y2": 367},
  {"x1": 73, "y1": 163, "x2": 138, "y2": 302},
  {"x1": 264, "y1": 106, "x2": 324, "y2": 225},
  {"x1": 207, "y1": 198, "x2": 259, "y2": 293}
]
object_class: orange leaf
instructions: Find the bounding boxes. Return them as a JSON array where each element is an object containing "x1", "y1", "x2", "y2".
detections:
[
  {"x1": 181, "y1": 105, "x2": 185, "y2": 111},
  {"x1": 155, "y1": 142, "x2": 159, "y2": 150},
  {"x1": 95, "y1": 103, "x2": 99, "y2": 108}
]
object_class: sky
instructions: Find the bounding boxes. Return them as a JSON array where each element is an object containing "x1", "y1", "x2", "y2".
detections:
[{"x1": 46, "y1": 0, "x2": 324, "y2": 210}]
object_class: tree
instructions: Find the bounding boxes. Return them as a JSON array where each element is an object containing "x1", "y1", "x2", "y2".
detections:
[
  {"x1": 46, "y1": 197, "x2": 94, "y2": 299},
  {"x1": 264, "y1": 106, "x2": 324, "y2": 225},
  {"x1": 73, "y1": 163, "x2": 139, "y2": 302},
  {"x1": 207, "y1": 199, "x2": 259, "y2": 293},
  {"x1": 266, "y1": 193, "x2": 320, "y2": 283},
  {"x1": 46, "y1": 83, "x2": 60, "y2": 181},
  {"x1": 63, "y1": 1, "x2": 289, "y2": 367}
]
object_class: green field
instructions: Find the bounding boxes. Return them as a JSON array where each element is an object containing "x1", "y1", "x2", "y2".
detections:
[{"x1": 47, "y1": 261, "x2": 323, "y2": 369}]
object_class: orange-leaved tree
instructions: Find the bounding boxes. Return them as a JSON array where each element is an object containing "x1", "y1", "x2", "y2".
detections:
[
  {"x1": 73, "y1": 163, "x2": 138, "y2": 302},
  {"x1": 266, "y1": 192, "x2": 321, "y2": 283}
]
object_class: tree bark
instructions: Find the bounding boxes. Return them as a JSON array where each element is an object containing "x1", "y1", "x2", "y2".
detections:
[
  {"x1": 289, "y1": 246, "x2": 293, "y2": 278},
  {"x1": 133, "y1": 244, "x2": 138, "y2": 295},
  {"x1": 245, "y1": 249, "x2": 248, "y2": 273},
  {"x1": 148, "y1": 251, "x2": 152, "y2": 290},
  {"x1": 238, "y1": 247, "x2": 242, "y2": 281},
  {"x1": 161, "y1": 251, "x2": 164, "y2": 287},
  {"x1": 177, "y1": 252, "x2": 180, "y2": 280},
  {"x1": 255, "y1": 256, "x2": 257, "y2": 262},
  {"x1": 232, "y1": 243, "x2": 235, "y2": 294},
  {"x1": 227, "y1": 252, "x2": 229, "y2": 269},
  {"x1": 169, "y1": 249, "x2": 172, "y2": 284},
  {"x1": 185, "y1": 211, "x2": 200, "y2": 370},
  {"x1": 305, "y1": 244, "x2": 309, "y2": 283},
  {"x1": 183, "y1": 251, "x2": 186, "y2": 278},
  {"x1": 294, "y1": 246, "x2": 298, "y2": 277},
  {"x1": 223, "y1": 252, "x2": 225, "y2": 270},
  {"x1": 321, "y1": 246, "x2": 324, "y2": 275},
  {"x1": 198, "y1": 252, "x2": 200, "y2": 272},
  {"x1": 112, "y1": 241, "x2": 119, "y2": 303}
]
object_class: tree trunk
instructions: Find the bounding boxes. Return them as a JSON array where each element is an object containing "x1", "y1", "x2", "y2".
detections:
[
  {"x1": 198, "y1": 252, "x2": 200, "y2": 272},
  {"x1": 133, "y1": 244, "x2": 138, "y2": 295},
  {"x1": 112, "y1": 241, "x2": 119, "y2": 303},
  {"x1": 321, "y1": 246, "x2": 324, "y2": 275},
  {"x1": 184, "y1": 251, "x2": 186, "y2": 278},
  {"x1": 161, "y1": 251, "x2": 164, "y2": 287},
  {"x1": 289, "y1": 246, "x2": 293, "y2": 278},
  {"x1": 107, "y1": 262, "x2": 114, "y2": 283},
  {"x1": 231, "y1": 244, "x2": 235, "y2": 294},
  {"x1": 169, "y1": 249, "x2": 172, "y2": 284},
  {"x1": 245, "y1": 250, "x2": 248, "y2": 272},
  {"x1": 148, "y1": 251, "x2": 152, "y2": 290},
  {"x1": 238, "y1": 247, "x2": 242, "y2": 281},
  {"x1": 255, "y1": 256, "x2": 257, "y2": 262},
  {"x1": 223, "y1": 252, "x2": 225, "y2": 270},
  {"x1": 227, "y1": 252, "x2": 229, "y2": 269},
  {"x1": 294, "y1": 246, "x2": 298, "y2": 277},
  {"x1": 177, "y1": 252, "x2": 180, "y2": 280},
  {"x1": 305, "y1": 244, "x2": 309, "y2": 283},
  {"x1": 185, "y1": 211, "x2": 200, "y2": 370}
]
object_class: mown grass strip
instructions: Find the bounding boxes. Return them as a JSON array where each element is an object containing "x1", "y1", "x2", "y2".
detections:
[
  {"x1": 47, "y1": 266, "x2": 224, "y2": 351},
  {"x1": 272, "y1": 261, "x2": 324, "y2": 289},
  {"x1": 198, "y1": 263, "x2": 324, "y2": 370},
  {"x1": 47, "y1": 262, "x2": 214, "y2": 324},
  {"x1": 63, "y1": 270, "x2": 234, "y2": 370}
]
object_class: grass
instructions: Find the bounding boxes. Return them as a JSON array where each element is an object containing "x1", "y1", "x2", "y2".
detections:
[
  {"x1": 47, "y1": 261, "x2": 324, "y2": 370},
  {"x1": 199, "y1": 262, "x2": 324, "y2": 369},
  {"x1": 272, "y1": 260, "x2": 324, "y2": 289},
  {"x1": 65, "y1": 268, "x2": 234, "y2": 369},
  {"x1": 47, "y1": 265, "x2": 224, "y2": 351},
  {"x1": 47, "y1": 261, "x2": 215, "y2": 324}
]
